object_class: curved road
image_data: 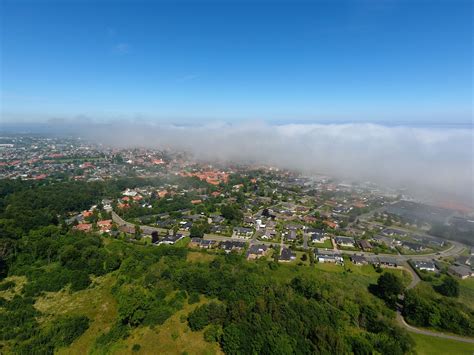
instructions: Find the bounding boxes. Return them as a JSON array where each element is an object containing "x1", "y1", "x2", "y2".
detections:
[
  {"x1": 396, "y1": 312, "x2": 474, "y2": 344},
  {"x1": 396, "y1": 260, "x2": 474, "y2": 344}
]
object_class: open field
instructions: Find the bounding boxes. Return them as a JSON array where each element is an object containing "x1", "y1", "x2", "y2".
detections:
[{"x1": 411, "y1": 332, "x2": 474, "y2": 355}]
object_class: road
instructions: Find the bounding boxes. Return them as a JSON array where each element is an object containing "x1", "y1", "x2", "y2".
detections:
[
  {"x1": 113, "y1": 211, "x2": 466, "y2": 264},
  {"x1": 394, "y1": 258, "x2": 474, "y2": 344},
  {"x1": 396, "y1": 311, "x2": 474, "y2": 344}
]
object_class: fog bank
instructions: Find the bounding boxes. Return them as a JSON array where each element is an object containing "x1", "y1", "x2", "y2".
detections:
[{"x1": 61, "y1": 120, "x2": 469, "y2": 207}]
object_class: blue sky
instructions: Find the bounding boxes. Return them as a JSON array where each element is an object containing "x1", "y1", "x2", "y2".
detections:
[{"x1": 1, "y1": 0, "x2": 472, "y2": 124}]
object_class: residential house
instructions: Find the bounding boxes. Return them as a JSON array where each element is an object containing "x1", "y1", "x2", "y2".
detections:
[
  {"x1": 315, "y1": 249, "x2": 343, "y2": 264},
  {"x1": 413, "y1": 260, "x2": 437, "y2": 272},
  {"x1": 221, "y1": 241, "x2": 247, "y2": 253},
  {"x1": 403, "y1": 242, "x2": 425, "y2": 253},
  {"x1": 383, "y1": 228, "x2": 407, "y2": 237},
  {"x1": 350, "y1": 254, "x2": 368, "y2": 265},
  {"x1": 157, "y1": 233, "x2": 185, "y2": 245},
  {"x1": 233, "y1": 227, "x2": 254, "y2": 238},
  {"x1": 97, "y1": 219, "x2": 112, "y2": 233},
  {"x1": 247, "y1": 244, "x2": 269, "y2": 260},
  {"x1": 370, "y1": 256, "x2": 398, "y2": 268},
  {"x1": 74, "y1": 223, "x2": 92, "y2": 232},
  {"x1": 358, "y1": 239, "x2": 373, "y2": 251},
  {"x1": 335, "y1": 236, "x2": 356, "y2": 248},
  {"x1": 448, "y1": 265, "x2": 472, "y2": 279},
  {"x1": 279, "y1": 248, "x2": 296, "y2": 262}
]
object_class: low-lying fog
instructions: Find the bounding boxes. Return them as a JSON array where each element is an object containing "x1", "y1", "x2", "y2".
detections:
[{"x1": 9, "y1": 120, "x2": 474, "y2": 207}]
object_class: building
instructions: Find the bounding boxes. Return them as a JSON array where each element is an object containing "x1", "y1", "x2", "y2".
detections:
[
  {"x1": 97, "y1": 219, "x2": 113, "y2": 233},
  {"x1": 220, "y1": 240, "x2": 247, "y2": 253},
  {"x1": 448, "y1": 265, "x2": 472, "y2": 279},
  {"x1": 335, "y1": 236, "x2": 355, "y2": 248},
  {"x1": 370, "y1": 256, "x2": 398, "y2": 268},
  {"x1": 279, "y1": 248, "x2": 296, "y2": 262},
  {"x1": 189, "y1": 238, "x2": 217, "y2": 249},
  {"x1": 157, "y1": 233, "x2": 185, "y2": 245},
  {"x1": 413, "y1": 260, "x2": 437, "y2": 272},
  {"x1": 403, "y1": 242, "x2": 425, "y2": 252},
  {"x1": 233, "y1": 227, "x2": 254, "y2": 238},
  {"x1": 74, "y1": 223, "x2": 92, "y2": 232},
  {"x1": 382, "y1": 228, "x2": 407, "y2": 237},
  {"x1": 350, "y1": 254, "x2": 368, "y2": 265},
  {"x1": 247, "y1": 244, "x2": 269, "y2": 260},
  {"x1": 357, "y1": 239, "x2": 373, "y2": 251},
  {"x1": 315, "y1": 249, "x2": 343, "y2": 264}
]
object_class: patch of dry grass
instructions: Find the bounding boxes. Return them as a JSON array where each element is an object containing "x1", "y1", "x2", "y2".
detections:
[
  {"x1": 34, "y1": 273, "x2": 118, "y2": 355},
  {"x1": 116, "y1": 300, "x2": 222, "y2": 355},
  {"x1": 0, "y1": 275, "x2": 27, "y2": 300},
  {"x1": 186, "y1": 251, "x2": 216, "y2": 263}
]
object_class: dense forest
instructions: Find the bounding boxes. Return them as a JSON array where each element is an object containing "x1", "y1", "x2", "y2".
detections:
[{"x1": 0, "y1": 178, "x2": 472, "y2": 354}]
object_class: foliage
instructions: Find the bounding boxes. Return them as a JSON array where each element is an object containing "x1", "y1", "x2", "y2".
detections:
[
  {"x1": 369, "y1": 272, "x2": 404, "y2": 308},
  {"x1": 435, "y1": 276, "x2": 460, "y2": 297},
  {"x1": 403, "y1": 288, "x2": 474, "y2": 336}
]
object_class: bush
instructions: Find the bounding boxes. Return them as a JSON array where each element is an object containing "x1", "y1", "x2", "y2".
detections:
[
  {"x1": 47, "y1": 315, "x2": 90, "y2": 347},
  {"x1": 0, "y1": 280, "x2": 15, "y2": 291},
  {"x1": 188, "y1": 292, "x2": 200, "y2": 304},
  {"x1": 435, "y1": 276, "x2": 459, "y2": 297},
  {"x1": 204, "y1": 324, "x2": 222, "y2": 342}
]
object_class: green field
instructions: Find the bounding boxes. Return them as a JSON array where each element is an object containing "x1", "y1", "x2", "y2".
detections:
[{"x1": 411, "y1": 333, "x2": 474, "y2": 355}]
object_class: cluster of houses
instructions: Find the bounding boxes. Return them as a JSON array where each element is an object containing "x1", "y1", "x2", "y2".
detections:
[
  {"x1": 448, "y1": 253, "x2": 474, "y2": 279},
  {"x1": 369, "y1": 227, "x2": 446, "y2": 253}
]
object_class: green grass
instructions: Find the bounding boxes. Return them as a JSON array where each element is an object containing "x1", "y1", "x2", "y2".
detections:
[
  {"x1": 175, "y1": 236, "x2": 191, "y2": 247},
  {"x1": 459, "y1": 277, "x2": 474, "y2": 309},
  {"x1": 311, "y1": 239, "x2": 333, "y2": 249},
  {"x1": 410, "y1": 332, "x2": 474, "y2": 355}
]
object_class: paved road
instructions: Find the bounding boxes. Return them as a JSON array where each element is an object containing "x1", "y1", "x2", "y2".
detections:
[
  {"x1": 396, "y1": 312, "x2": 474, "y2": 344},
  {"x1": 395, "y1": 260, "x2": 474, "y2": 344},
  {"x1": 113, "y1": 211, "x2": 466, "y2": 264}
]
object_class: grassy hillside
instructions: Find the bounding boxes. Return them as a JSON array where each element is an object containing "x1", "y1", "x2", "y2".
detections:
[{"x1": 410, "y1": 333, "x2": 474, "y2": 355}]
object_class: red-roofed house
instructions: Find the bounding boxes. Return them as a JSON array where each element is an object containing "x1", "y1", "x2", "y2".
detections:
[
  {"x1": 74, "y1": 223, "x2": 92, "y2": 232},
  {"x1": 97, "y1": 220, "x2": 113, "y2": 232}
]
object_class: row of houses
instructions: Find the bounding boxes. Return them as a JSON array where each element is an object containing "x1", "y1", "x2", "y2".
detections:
[{"x1": 314, "y1": 249, "x2": 400, "y2": 268}]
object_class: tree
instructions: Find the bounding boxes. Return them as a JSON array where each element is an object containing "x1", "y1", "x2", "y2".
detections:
[
  {"x1": 371, "y1": 273, "x2": 404, "y2": 308},
  {"x1": 134, "y1": 224, "x2": 142, "y2": 240},
  {"x1": 435, "y1": 276, "x2": 459, "y2": 297}
]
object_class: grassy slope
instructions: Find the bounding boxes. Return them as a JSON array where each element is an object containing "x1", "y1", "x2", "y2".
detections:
[
  {"x1": 34, "y1": 273, "x2": 118, "y2": 355},
  {"x1": 5, "y1": 253, "x2": 471, "y2": 355},
  {"x1": 32, "y1": 267, "x2": 219, "y2": 355},
  {"x1": 410, "y1": 333, "x2": 474, "y2": 355},
  {"x1": 459, "y1": 277, "x2": 474, "y2": 309},
  {"x1": 116, "y1": 300, "x2": 222, "y2": 355}
]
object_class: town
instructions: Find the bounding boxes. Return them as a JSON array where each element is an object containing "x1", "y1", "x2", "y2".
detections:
[{"x1": 2, "y1": 134, "x2": 472, "y2": 281}]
